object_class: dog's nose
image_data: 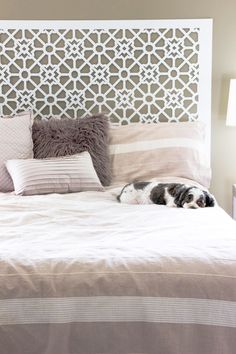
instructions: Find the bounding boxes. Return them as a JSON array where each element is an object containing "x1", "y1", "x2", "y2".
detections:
[{"x1": 197, "y1": 200, "x2": 204, "y2": 207}]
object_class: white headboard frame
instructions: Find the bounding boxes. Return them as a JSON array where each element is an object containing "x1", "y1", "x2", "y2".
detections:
[{"x1": 0, "y1": 19, "x2": 212, "y2": 163}]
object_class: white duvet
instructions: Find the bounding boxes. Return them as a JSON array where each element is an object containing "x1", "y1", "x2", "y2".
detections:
[{"x1": 0, "y1": 184, "x2": 235, "y2": 263}]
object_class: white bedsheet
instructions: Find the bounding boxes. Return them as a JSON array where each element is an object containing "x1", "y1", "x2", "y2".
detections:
[{"x1": 0, "y1": 186, "x2": 235, "y2": 263}]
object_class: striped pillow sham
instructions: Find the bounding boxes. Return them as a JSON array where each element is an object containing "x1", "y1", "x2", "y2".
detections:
[
  {"x1": 5, "y1": 152, "x2": 104, "y2": 196},
  {"x1": 109, "y1": 122, "x2": 211, "y2": 188}
]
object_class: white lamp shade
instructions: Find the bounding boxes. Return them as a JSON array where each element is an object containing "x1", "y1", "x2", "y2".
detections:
[{"x1": 226, "y1": 79, "x2": 236, "y2": 126}]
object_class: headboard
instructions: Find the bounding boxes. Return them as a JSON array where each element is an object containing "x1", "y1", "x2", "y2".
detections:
[{"x1": 0, "y1": 19, "x2": 212, "y2": 161}]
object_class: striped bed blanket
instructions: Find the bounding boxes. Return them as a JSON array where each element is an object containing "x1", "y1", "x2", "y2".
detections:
[{"x1": 0, "y1": 182, "x2": 236, "y2": 354}]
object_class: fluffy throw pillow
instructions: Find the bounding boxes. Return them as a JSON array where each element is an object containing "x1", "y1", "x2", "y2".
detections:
[{"x1": 32, "y1": 114, "x2": 111, "y2": 186}]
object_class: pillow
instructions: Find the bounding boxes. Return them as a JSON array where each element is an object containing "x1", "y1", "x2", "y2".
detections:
[
  {"x1": 32, "y1": 114, "x2": 111, "y2": 186},
  {"x1": 109, "y1": 122, "x2": 211, "y2": 188},
  {"x1": 5, "y1": 152, "x2": 104, "y2": 196},
  {"x1": 0, "y1": 111, "x2": 33, "y2": 192}
]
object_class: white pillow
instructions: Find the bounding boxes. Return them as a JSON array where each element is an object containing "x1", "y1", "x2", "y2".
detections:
[{"x1": 6, "y1": 152, "x2": 104, "y2": 196}]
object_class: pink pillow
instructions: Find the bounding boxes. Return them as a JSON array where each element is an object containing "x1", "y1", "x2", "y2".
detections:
[
  {"x1": 6, "y1": 152, "x2": 104, "y2": 196},
  {"x1": 109, "y1": 122, "x2": 211, "y2": 188},
  {"x1": 0, "y1": 112, "x2": 33, "y2": 192}
]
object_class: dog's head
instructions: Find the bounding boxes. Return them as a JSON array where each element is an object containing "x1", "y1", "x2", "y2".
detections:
[
  {"x1": 178, "y1": 187, "x2": 215, "y2": 209},
  {"x1": 117, "y1": 183, "x2": 136, "y2": 204}
]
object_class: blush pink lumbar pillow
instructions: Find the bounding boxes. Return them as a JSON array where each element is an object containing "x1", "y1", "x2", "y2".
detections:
[
  {"x1": 6, "y1": 152, "x2": 104, "y2": 196},
  {"x1": 0, "y1": 111, "x2": 33, "y2": 192}
]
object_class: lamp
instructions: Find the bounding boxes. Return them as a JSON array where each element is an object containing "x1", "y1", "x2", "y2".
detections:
[{"x1": 226, "y1": 79, "x2": 236, "y2": 126}]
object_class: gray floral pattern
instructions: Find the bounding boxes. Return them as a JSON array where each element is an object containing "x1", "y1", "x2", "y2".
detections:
[{"x1": 0, "y1": 26, "x2": 200, "y2": 123}]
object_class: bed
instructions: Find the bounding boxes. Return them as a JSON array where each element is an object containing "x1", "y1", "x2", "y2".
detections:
[
  {"x1": 1, "y1": 19, "x2": 236, "y2": 354},
  {"x1": 0, "y1": 185, "x2": 236, "y2": 354}
]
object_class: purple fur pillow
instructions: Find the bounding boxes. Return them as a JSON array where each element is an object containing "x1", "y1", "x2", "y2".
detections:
[{"x1": 32, "y1": 114, "x2": 111, "y2": 186}]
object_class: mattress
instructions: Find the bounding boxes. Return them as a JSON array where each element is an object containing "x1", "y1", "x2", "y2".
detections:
[{"x1": 0, "y1": 184, "x2": 236, "y2": 354}]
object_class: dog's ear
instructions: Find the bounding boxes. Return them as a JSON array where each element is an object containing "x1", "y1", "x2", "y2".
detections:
[
  {"x1": 203, "y1": 191, "x2": 215, "y2": 207},
  {"x1": 167, "y1": 183, "x2": 180, "y2": 196},
  {"x1": 174, "y1": 186, "x2": 191, "y2": 207}
]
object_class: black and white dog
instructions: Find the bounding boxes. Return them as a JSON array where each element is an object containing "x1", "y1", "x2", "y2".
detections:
[{"x1": 117, "y1": 182, "x2": 215, "y2": 209}]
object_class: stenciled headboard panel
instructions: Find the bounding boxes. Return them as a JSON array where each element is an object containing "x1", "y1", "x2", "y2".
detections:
[{"x1": 0, "y1": 20, "x2": 212, "y2": 158}]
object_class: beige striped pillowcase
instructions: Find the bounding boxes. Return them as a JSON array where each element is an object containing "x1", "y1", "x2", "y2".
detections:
[
  {"x1": 5, "y1": 152, "x2": 104, "y2": 196},
  {"x1": 109, "y1": 122, "x2": 211, "y2": 188}
]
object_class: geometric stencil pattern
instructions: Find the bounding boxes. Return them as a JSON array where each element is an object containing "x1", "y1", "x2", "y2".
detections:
[{"x1": 0, "y1": 26, "x2": 200, "y2": 123}]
